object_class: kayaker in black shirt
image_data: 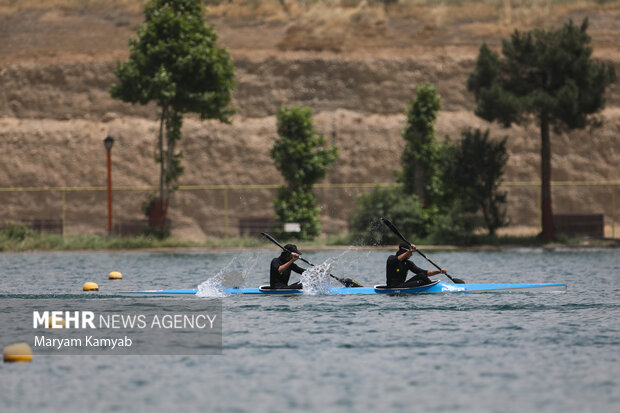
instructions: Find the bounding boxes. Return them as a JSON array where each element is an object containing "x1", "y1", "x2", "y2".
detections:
[
  {"x1": 270, "y1": 244, "x2": 305, "y2": 289},
  {"x1": 386, "y1": 242, "x2": 447, "y2": 288}
]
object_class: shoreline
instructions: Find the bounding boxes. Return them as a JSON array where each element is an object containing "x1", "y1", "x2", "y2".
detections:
[{"x1": 1, "y1": 239, "x2": 617, "y2": 254}]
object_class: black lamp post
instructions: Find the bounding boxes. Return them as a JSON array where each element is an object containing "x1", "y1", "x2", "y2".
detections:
[{"x1": 103, "y1": 136, "x2": 114, "y2": 236}]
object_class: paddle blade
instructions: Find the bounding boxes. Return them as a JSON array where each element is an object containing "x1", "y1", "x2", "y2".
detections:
[
  {"x1": 343, "y1": 278, "x2": 363, "y2": 288},
  {"x1": 262, "y1": 232, "x2": 304, "y2": 256},
  {"x1": 261, "y1": 232, "x2": 280, "y2": 247},
  {"x1": 380, "y1": 217, "x2": 410, "y2": 245}
]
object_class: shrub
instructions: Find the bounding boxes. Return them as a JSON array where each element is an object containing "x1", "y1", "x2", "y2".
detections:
[
  {"x1": 349, "y1": 185, "x2": 432, "y2": 245},
  {"x1": 429, "y1": 201, "x2": 483, "y2": 246}
]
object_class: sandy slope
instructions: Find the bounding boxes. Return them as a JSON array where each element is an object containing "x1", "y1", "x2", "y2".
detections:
[{"x1": 0, "y1": 3, "x2": 618, "y2": 238}]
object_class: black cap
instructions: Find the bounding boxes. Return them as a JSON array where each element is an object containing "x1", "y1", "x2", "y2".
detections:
[
  {"x1": 397, "y1": 242, "x2": 411, "y2": 253},
  {"x1": 284, "y1": 244, "x2": 301, "y2": 255}
]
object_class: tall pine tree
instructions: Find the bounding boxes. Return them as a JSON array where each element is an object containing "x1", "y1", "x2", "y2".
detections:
[{"x1": 467, "y1": 19, "x2": 615, "y2": 241}]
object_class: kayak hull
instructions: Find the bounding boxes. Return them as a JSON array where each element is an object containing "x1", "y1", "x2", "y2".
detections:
[{"x1": 121, "y1": 281, "x2": 567, "y2": 295}]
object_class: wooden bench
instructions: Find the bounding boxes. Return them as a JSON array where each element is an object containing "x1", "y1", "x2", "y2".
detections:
[
  {"x1": 24, "y1": 219, "x2": 63, "y2": 234},
  {"x1": 553, "y1": 214, "x2": 604, "y2": 238},
  {"x1": 238, "y1": 217, "x2": 275, "y2": 237},
  {"x1": 114, "y1": 219, "x2": 149, "y2": 237}
]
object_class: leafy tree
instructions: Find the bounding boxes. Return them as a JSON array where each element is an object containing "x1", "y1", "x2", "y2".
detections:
[
  {"x1": 349, "y1": 185, "x2": 432, "y2": 245},
  {"x1": 442, "y1": 128, "x2": 509, "y2": 236},
  {"x1": 400, "y1": 82, "x2": 443, "y2": 207},
  {"x1": 467, "y1": 19, "x2": 615, "y2": 241},
  {"x1": 271, "y1": 107, "x2": 338, "y2": 240},
  {"x1": 110, "y1": 0, "x2": 235, "y2": 232},
  {"x1": 429, "y1": 200, "x2": 482, "y2": 246}
]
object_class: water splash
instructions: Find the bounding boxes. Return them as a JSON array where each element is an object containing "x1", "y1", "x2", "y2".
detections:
[
  {"x1": 299, "y1": 248, "x2": 360, "y2": 295},
  {"x1": 196, "y1": 253, "x2": 259, "y2": 298},
  {"x1": 299, "y1": 260, "x2": 334, "y2": 295},
  {"x1": 196, "y1": 273, "x2": 228, "y2": 298}
]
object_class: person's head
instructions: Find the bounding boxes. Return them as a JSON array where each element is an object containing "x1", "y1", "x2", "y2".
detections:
[
  {"x1": 280, "y1": 244, "x2": 301, "y2": 259},
  {"x1": 397, "y1": 242, "x2": 411, "y2": 255}
]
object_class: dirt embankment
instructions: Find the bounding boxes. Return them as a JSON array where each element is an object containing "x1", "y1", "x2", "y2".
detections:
[{"x1": 1, "y1": 2, "x2": 619, "y2": 239}]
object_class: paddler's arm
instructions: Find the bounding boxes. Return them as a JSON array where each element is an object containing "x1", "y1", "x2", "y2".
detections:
[
  {"x1": 278, "y1": 253, "x2": 300, "y2": 273},
  {"x1": 426, "y1": 268, "x2": 447, "y2": 277},
  {"x1": 405, "y1": 253, "x2": 447, "y2": 277},
  {"x1": 397, "y1": 245, "x2": 416, "y2": 261}
]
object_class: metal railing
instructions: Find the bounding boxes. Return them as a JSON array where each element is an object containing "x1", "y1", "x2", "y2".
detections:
[{"x1": 0, "y1": 181, "x2": 618, "y2": 238}]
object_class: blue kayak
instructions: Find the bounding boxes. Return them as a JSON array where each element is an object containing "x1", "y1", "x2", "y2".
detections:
[{"x1": 121, "y1": 280, "x2": 567, "y2": 295}]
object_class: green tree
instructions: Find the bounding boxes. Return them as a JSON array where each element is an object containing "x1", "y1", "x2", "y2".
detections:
[
  {"x1": 429, "y1": 200, "x2": 482, "y2": 246},
  {"x1": 467, "y1": 19, "x2": 615, "y2": 241},
  {"x1": 400, "y1": 82, "x2": 443, "y2": 207},
  {"x1": 442, "y1": 128, "x2": 509, "y2": 236},
  {"x1": 349, "y1": 185, "x2": 431, "y2": 245},
  {"x1": 271, "y1": 107, "x2": 338, "y2": 240},
  {"x1": 110, "y1": 0, "x2": 235, "y2": 232}
]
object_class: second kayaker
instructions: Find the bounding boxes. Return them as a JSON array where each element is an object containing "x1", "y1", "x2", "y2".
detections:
[
  {"x1": 386, "y1": 242, "x2": 447, "y2": 288},
  {"x1": 270, "y1": 244, "x2": 305, "y2": 289}
]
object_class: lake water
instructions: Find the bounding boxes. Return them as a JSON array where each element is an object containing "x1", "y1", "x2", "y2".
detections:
[{"x1": 0, "y1": 248, "x2": 618, "y2": 412}]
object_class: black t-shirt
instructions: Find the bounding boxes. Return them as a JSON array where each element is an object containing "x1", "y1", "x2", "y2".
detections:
[
  {"x1": 270, "y1": 256, "x2": 305, "y2": 288},
  {"x1": 386, "y1": 254, "x2": 427, "y2": 287}
]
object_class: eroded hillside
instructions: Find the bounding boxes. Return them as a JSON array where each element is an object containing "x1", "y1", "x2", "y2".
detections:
[{"x1": 1, "y1": 1, "x2": 619, "y2": 238}]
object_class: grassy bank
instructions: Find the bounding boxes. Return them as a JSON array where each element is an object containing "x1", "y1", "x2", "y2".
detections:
[
  {"x1": 1, "y1": 224, "x2": 616, "y2": 252},
  {"x1": 0, "y1": 224, "x2": 348, "y2": 252},
  {"x1": 0, "y1": 225, "x2": 258, "y2": 252}
]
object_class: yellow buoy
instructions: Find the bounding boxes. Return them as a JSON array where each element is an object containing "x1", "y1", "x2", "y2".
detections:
[
  {"x1": 3, "y1": 343, "x2": 33, "y2": 363},
  {"x1": 83, "y1": 282, "x2": 99, "y2": 291},
  {"x1": 108, "y1": 271, "x2": 123, "y2": 280}
]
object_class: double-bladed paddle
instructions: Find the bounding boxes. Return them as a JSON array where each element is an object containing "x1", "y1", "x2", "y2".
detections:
[
  {"x1": 380, "y1": 217, "x2": 465, "y2": 284},
  {"x1": 261, "y1": 232, "x2": 363, "y2": 287}
]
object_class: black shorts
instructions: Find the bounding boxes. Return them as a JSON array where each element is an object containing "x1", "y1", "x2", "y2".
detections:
[
  {"x1": 400, "y1": 275, "x2": 432, "y2": 288},
  {"x1": 270, "y1": 282, "x2": 303, "y2": 290}
]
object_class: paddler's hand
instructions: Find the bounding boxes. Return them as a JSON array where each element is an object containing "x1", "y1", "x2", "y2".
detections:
[
  {"x1": 290, "y1": 252, "x2": 300, "y2": 262},
  {"x1": 405, "y1": 245, "x2": 416, "y2": 258}
]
